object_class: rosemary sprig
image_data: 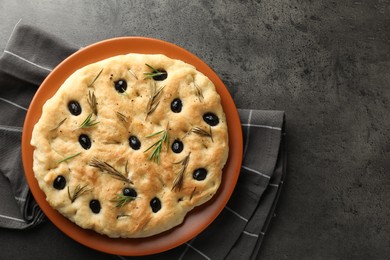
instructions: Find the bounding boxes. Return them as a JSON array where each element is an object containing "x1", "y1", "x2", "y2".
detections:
[
  {"x1": 79, "y1": 113, "x2": 99, "y2": 128},
  {"x1": 87, "y1": 90, "x2": 98, "y2": 116},
  {"x1": 146, "y1": 82, "x2": 165, "y2": 119},
  {"x1": 144, "y1": 128, "x2": 169, "y2": 164},
  {"x1": 116, "y1": 111, "x2": 128, "y2": 125},
  {"x1": 68, "y1": 184, "x2": 92, "y2": 203},
  {"x1": 128, "y1": 68, "x2": 138, "y2": 80},
  {"x1": 172, "y1": 153, "x2": 191, "y2": 191},
  {"x1": 58, "y1": 152, "x2": 81, "y2": 163},
  {"x1": 111, "y1": 193, "x2": 136, "y2": 208},
  {"x1": 143, "y1": 63, "x2": 167, "y2": 79},
  {"x1": 193, "y1": 80, "x2": 204, "y2": 102},
  {"x1": 191, "y1": 126, "x2": 213, "y2": 142},
  {"x1": 50, "y1": 118, "x2": 67, "y2": 131},
  {"x1": 87, "y1": 68, "x2": 103, "y2": 88},
  {"x1": 89, "y1": 158, "x2": 133, "y2": 184}
]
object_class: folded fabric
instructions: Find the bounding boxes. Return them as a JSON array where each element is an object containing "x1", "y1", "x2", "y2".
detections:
[{"x1": 0, "y1": 20, "x2": 286, "y2": 259}]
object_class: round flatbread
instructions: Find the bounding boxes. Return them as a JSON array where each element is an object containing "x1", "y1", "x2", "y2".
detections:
[{"x1": 31, "y1": 53, "x2": 229, "y2": 238}]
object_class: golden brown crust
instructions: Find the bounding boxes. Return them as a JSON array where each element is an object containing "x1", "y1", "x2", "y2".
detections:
[{"x1": 31, "y1": 53, "x2": 228, "y2": 238}]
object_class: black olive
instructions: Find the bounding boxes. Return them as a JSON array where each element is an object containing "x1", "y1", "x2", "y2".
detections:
[
  {"x1": 53, "y1": 175, "x2": 66, "y2": 190},
  {"x1": 203, "y1": 112, "x2": 219, "y2": 126},
  {"x1": 79, "y1": 134, "x2": 91, "y2": 150},
  {"x1": 123, "y1": 187, "x2": 137, "y2": 197},
  {"x1": 89, "y1": 199, "x2": 101, "y2": 214},
  {"x1": 193, "y1": 168, "x2": 208, "y2": 181},
  {"x1": 152, "y1": 70, "x2": 167, "y2": 81},
  {"x1": 129, "y1": 135, "x2": 141, "y2": 150},
  {"x1": 171, "y1": 139, "x2": 183, "y2": 153},
  {"x1": 114, "y1": 79, "x2": 127, "y2": 93},
  {"x1": 171, "y1": 98, "x2": 182, "y2": 113},
  {"x1": 68, "y1": 100, "x2": 82, "y2": 116},
  {"x1": 150, "y1": 197, "x2": 161, "y2": 213}
]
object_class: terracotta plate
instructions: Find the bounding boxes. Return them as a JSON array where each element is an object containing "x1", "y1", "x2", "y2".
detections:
[{"x1": 22, "y1": 37, "x2": 243, "y2": 256}]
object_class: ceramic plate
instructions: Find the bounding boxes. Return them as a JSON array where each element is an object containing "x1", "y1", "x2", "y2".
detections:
[{"x1": 22, "y1": 37, "x2": 243, "y2": 256}]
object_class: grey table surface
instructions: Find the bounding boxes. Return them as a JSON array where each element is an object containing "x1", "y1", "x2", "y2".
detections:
[{"x1": 1, "y1": 0, "x2": 389, "y2": 259}]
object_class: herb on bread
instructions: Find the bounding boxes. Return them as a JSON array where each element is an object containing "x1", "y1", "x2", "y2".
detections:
[
  {"x1": 67, "y1": 184, "x2": 92, "y2": 203},
  {"x1": 58, "y1": 152, "x2": 81, "y2": 163},
  {"x1": 190, "y1": 187, "x2": 197, "y2": 200},
  {"x1": 116, "y1": 111, "x2": 128, "y2": 125},
  {"x1": 193, "y1": 80, "x2": 204, "y2": 102},
  {"x1": 172, "y1": 153, "x2": 191, "y2": 191},
  {"x1": 89, "y1": 158, "x2": 133, "y2": 184},
  {"x1": 87, "y1": 91, "x2": 98, "y2": 116},
  {"x1": 111, "y1": 193, "x2": 136, "y2": 208},
  {"x1": 190, "y1": 126, "x2": 213, "y2": 142},
  {"x1": 79, "y1": 113, "x2": 99, "y2": 128},
  {"x1": 144, "y1": 127, "x2": 169, "y2": 164},
  {"x1": 143, "y1": 63, "x2": 167, "y2": 80},
  {"x1": 50, "y1": 118, "x2": 67, "y2": 131},
  {"x1": 87, "y1": 68, "x2": 103, "y2": 88},
  {"x1": 128, "y1": 68, "x2": 138, "y2": 80},
  {"x1": 146, "y1": 82, "x2": 165, "y2": 119}
]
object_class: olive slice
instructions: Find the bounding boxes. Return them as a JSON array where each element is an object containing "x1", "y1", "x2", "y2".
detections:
[
  {"x1": 171, "y1": 98, "x2": 182, "y2": 113},
  {"x1": 68, "y1": 100, "x2": 82, "y2": 116},
  {"x1": 53, "y1": 175, "x2": 66, "y2": 190},
  {"x1": 193, "y1": 168, "x2": 208, "y2": 181},
  {"x1": 129, "y1": 135, "x2": 141, "y2": 150},
  {"x1": 79, "y1": 134, "x2": 91, "y2": 150},
  {"x1": 171, "y1": 139, "x2": 184, "y2": 153},
  {"x1": 114, "y1": 79, "x2": 127, "y2": 93},
  {"x1": 203, "y1": 112, "x2": 219, "y2": 126},
  {"x1": 89, "y1": 199, "x2": 101, "y2": 214},
  {"x1": 150, "y1": 197, "x2": 161, "y2": 213},
  {"x1": 123, "y1": 187, "x2": 137, "y2": 197}
]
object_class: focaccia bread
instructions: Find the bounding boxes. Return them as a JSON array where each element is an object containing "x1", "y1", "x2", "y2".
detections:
[{"x1": 31, "y1": 53, "x2": 229, "y2": 238}]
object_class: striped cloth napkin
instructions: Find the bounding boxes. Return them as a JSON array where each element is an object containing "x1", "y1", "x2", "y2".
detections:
[{"x1": 0, "y1": 20, "x2": 286, "y2": 259}]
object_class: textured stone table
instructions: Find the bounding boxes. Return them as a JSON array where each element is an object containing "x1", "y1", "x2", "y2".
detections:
[{"x1": 0, "y1": 1, "x2": 389, "y2": 259}]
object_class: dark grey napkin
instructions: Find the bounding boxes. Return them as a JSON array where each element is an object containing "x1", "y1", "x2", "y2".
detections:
[
  {"x1": 0, "y1": 21, "x2": 286, "y2": 259},
  {"x1": 0, "y1": 20, "x2": 75, "y2": 229}
]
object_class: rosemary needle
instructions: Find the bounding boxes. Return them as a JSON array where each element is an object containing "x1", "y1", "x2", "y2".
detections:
[
  {"x1": 193, "y1": 80, "x2": 204, "y2": 102},
  {"x1": 128, "y1": 68, "x2": 138, "y2": 80},
  {"x1": 87, "y1": 68, "x2": 103, "y2": 88},
  {"x1": 190, "y1": 187, "x2": 197, "y2": 200},
  {"x1": 116, "y1": 111, "x2": 128, "y2": 125},
  {"x1": 58, "y1": 152, "x2": 81, "y2": 163},
  {"x1": 50, "y1": 118, "x2": 67, "y2": 131},
  {"x1": 79, "y1": 113, "x2": 99, "y2": 128}
]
